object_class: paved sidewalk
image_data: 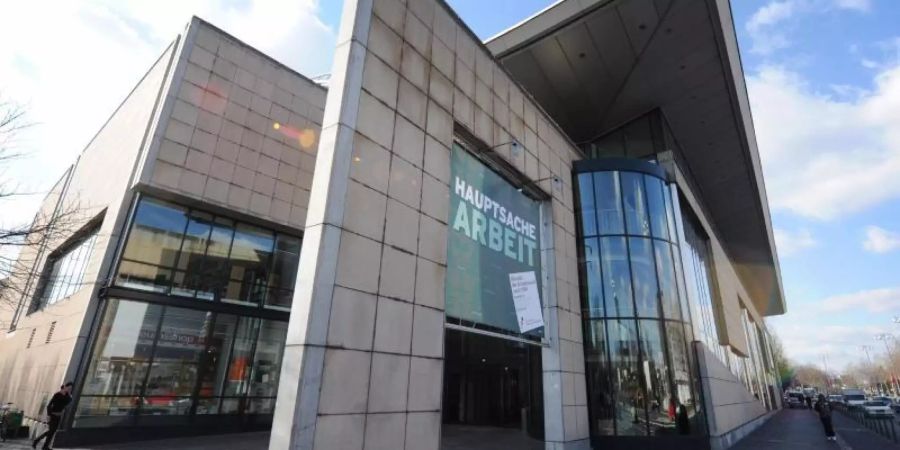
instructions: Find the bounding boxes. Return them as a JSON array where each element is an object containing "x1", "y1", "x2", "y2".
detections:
[
  {"x1": 0, "y1": 431, "x2": 269, "y2": 450},
  {"x1": 732, "y1": 408, "x2": 899, "y2": 450}
]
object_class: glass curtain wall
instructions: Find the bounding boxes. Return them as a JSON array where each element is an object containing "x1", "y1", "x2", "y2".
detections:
[
  {"x1": 679, "y1": 212, "x2": 729, "y2": 366},
  {"x1": 576, "y1": 166, "x2": 703, "y2": 439},
  {"x1": 75, "y1": 298, "x2": 288, "y2": 427},
  {"x1": 31, "y1": 226, "x2": 100, "y2": 310},
  {"x1": 115, "y1": 197, "x2": 300, "y2": 311}
]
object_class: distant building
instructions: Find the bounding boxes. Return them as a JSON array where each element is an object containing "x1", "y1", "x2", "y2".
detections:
[{"x1": 0, "y1": 1, "x2": 786, "y2": 449}]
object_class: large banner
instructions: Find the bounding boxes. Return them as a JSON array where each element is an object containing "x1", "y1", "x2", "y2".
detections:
[{"x1": 445, "y1": 144, "x2": 543, "y2": 336}]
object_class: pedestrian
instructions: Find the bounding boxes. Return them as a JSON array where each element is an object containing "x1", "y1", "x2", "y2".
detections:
[
  {"x1": 815, "y1": 394, "x2": 836, "y2": 442},
  {"x1": 805, "y1": 394, "x2": 813, "y2": 409},
  {"x1": 33, "y1": 382, "x2": 73, "y2": 450}
]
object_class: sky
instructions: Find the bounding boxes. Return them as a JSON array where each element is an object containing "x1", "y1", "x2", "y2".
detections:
[{"x1": 1, "y1": 0, "x2": 899, "y2": 371}]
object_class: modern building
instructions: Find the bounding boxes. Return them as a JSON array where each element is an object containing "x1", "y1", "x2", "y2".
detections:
[{"x1": 0, "y1": 1, "x2": 786, "y2": 449}]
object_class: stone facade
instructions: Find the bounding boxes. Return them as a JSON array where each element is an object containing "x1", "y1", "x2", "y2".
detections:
[{"x1": 270, "y1": 0, "x2": 589, "y2": 448}]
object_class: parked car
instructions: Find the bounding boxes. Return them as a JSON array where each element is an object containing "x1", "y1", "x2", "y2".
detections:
[
  {"x1": 827, "y1": 394, "x2": 843, "y2": 405},
  {"x1": 863, "y1": 400, "x2": 894, "y2": 418},
  {"x1": 786, "y1": 392, "x2": 806, "y2": 409}
]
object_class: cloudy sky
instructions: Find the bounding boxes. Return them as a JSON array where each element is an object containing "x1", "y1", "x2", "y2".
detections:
[{"x1": 2, "y1": 0, "x2": 899, "y2": 371}]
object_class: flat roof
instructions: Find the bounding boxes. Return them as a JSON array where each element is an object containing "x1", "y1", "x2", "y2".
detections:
[{"x1": 487, "y1": 0, "x2": 785, "y2": 316}]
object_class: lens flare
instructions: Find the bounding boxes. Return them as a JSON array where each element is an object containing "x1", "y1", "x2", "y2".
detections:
[
  {"x1": 273, "y1": 122, "x2": 281, "y2": 130},
  {"x1": 298, "y1": 129, "x2": 316, "y2": 150}
]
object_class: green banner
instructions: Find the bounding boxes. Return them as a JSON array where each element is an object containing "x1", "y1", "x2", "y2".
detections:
[{"x1": 445, "y1": 144, "x2": 543, "y2": 336}]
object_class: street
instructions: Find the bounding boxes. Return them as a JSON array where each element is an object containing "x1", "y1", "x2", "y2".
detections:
[{"x1": 732, "y1": 408, "x2": 900, "y2": 450}]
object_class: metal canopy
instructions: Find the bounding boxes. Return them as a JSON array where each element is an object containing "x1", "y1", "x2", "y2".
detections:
[{"x1": 487, "y1": 0, "x2": 785, "y2": 316}]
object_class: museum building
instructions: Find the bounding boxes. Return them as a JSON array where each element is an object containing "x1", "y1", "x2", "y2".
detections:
[{"x1": 0, "y1": 1, "x2": 786, "y2": 449}]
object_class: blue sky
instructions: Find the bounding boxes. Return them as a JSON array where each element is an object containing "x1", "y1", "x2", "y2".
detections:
[{"x1": 2, "y1": 0, "x2": 899, "y2": 370}]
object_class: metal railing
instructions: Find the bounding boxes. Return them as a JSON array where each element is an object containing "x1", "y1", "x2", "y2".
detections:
[{"x1": 833, "y1": 403, "x2": 899, "y2": 443}]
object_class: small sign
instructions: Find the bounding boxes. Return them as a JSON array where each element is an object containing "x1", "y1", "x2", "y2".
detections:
[{"x1": 509, "y1": 271, "x2": 544, "y2": 333}]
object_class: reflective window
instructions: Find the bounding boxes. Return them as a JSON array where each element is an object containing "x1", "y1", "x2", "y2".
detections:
[
  {"x1": 594, "y1": 172, "x2": 624, "y2": 235},
  {"x1": 115, "y1": 197, "x2": 300, "y2": 311},
  {"x1": 33, "y1": 226, "x2": 100, "y2": 310},
  {"x1": 607, "y1": 319, "x2": 645, "y2": 436},
  {"x1": 629, "y1": 238, "x2": 658, "y2": 318},
  {"x1": 584, "y1": 321, "x2": 614, "y2": 436},
  {"x1": 622, "y1": 172, "x2": 650, "y2": 236},
  {"x1": 639, "y1": 320, "x2": 673, "y2": 435},
  {"x1": 654, "y1": 241, "x2": 681, "y2": 320},
  {"x1": 644, "y1": 176, "x2": 669, "y2": 240},
  {"x1": 577, "y1": 173, "x2": 597, "y2": 237},
  {"x1": 600, "y1": 237, "x2": 632, "y2": 318},
  {"x1": 582, "y1": 239, "x2": 604, "y2": 317},
  {"x1": 574, "y1": 167, "x2": 702, "y2": 438},
  {"x1": 75, "y1": 299, "x2": 288, "y2": 428}
]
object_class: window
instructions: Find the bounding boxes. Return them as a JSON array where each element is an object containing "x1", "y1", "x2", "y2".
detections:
[
  {"x1": 115, "y1": 197, "x2": 301, "y2": 311},
  {"x1": 574, "y1": 167, "x2": 701, "y2": 438},
  {"x1": 32, "y1": 226, "x2": 100, "y2": 310},
  {"x1": 75, "y1": 299, "x2": 289, "y2": 428}
]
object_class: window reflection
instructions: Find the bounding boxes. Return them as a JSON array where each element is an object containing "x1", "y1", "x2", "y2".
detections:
[
  {"x1": 629, "y1": 238, "x2": 658, "y2": 318},
  {"x1": 574, "y1": 167, "x2": 703, "y2": 438},
  {"x1": 75, "y1": 299, "x2": 288, "y2": 428},
  {"x1": 654, "y1": 241, "x2": 681, "y2": 320},
  {"x1": 582, "y1": 239, "x2": 604, "y2": 317},
  {"x1": 115, "y1": 197, "x2": 299, "y2": 311},
  {"x1": 585, "y1": 321, "x2": 614, "y2": 435},
  {"x1": 578, "y1": 173, "x2": 597, "y2": 237},
  {"x1": 622, "y1": 172, "x2": 650, "y2": 236},
  {"x1": 639, "y1": 320, "x2": 673, "y2": 435},
  {"x1": 608, "y1": 319, "x2": 645, "y2": 436},
  {"x1": 644, "y1": 176, "x2": 669, "y2": 240},
  {"x1": 600, "y1": 237, "x2": 632, "y2": 318}
]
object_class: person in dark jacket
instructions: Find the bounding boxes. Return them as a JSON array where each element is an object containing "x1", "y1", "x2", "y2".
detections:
[
  {"x1": 815, "y1": 394, "x2": 836, "y2": 441},
  {"x1": 33, "y1": 382, "x2": 73, "y2": 450}
]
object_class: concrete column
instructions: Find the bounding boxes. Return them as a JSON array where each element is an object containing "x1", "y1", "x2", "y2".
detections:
[{"x1": 270, "y1": 0, "x2": 445, "y2": 449}]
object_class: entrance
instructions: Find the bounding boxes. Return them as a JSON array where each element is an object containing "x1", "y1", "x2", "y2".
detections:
[{"x1": 441, "y1": 329, "x2": 544, "y2": 449}]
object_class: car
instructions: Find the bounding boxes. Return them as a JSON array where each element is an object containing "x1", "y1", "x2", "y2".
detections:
[
  {"x1": 843, "y1": 389, "x2": 867, "y2": 409},
  {"x1": 863, "y1": 400, "x2": 894, "y2": 418},
  {"x1": 827, "y1": 394, "x2": 843, "y2": 405},
  {"x1": 786, "y1": 392, "x2": 806, "y2": 409}
]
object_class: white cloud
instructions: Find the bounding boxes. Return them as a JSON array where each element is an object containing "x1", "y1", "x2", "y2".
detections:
[
  {"x1": 748, "y1": 63, "x2": 900, "y2": 219},
  {"x1": 863, "y1": 226, "x2": 900, "y2": 253},
  {"x1": 774, "y1": 227, "x2": 817, "y2": 256},
  {"x1": 746, "y1": 1, "x2": 796, "y2": 55},
  {"x1": 0, "y1": 0, "x2": 336, "y2": 230},
  {"x1": 834, "y1": 0, "x2": 871, "y2": 12},
  {"x1": 821, "y1": 287, "x2": 900, "y2": 313},
  {"x1": 769, "y1": 316, "x2": 890, "y2": 370}
]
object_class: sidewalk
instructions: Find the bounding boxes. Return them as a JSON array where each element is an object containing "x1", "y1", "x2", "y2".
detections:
[
  {"x1": 0, "y1": 431, "x2": 269, "y2": 450},
  {"x1": 732, "y1": 407, "x2": 899, "y2": 450}
]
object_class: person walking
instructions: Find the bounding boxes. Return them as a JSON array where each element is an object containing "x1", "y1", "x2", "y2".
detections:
[
  {"x1": 815, "y1": 393, "x2": 837, "y2": 442},
  {"x1": 33, "y1": 382, "x2": 73, "y2": 450}
]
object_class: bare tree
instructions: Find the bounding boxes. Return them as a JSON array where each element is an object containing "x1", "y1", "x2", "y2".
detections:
[{"x1": 0, "y1": 96, "x2": 79, "y2": 328}]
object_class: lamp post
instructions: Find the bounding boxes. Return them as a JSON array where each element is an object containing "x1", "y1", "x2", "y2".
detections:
[{"x1": 875, "y1": 334, "x2": 899, "y2": 395}]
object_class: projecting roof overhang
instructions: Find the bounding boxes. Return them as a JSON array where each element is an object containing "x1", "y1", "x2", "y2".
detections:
[{"x1": 487, "y1": 0, "x2": 785, "y2": 316}]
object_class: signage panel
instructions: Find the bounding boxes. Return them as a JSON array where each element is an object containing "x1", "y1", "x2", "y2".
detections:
[{"x1": 445, "y1": 144, "x2": 543, "y2": 336}]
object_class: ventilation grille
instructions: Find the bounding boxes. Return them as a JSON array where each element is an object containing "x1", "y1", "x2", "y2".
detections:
[
  {"x1": 45, "y1": 321, "x2": 57, "y2": 344},
  {"x1": 26, "y1": 329, "x2": 36, "y2": 349}
]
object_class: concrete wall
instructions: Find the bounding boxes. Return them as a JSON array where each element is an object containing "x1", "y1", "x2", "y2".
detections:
[
  {"x1": 695, "y1": 342, "x2": 769, "y2": 450},
  {"x1": 140, "y1": 18, "x2": 326, "y2": 230},
  {"x1": 0, "y1": 40, "x2": 176, "y2": 418},
  {"x1": 269, "y1": 0, "x2": 588, "y2": 448}
]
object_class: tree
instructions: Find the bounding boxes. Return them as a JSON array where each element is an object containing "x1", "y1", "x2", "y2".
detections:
[
  {"x1": 0, "y1": 96, "x2": 78, "y2": 328},
  {"x1": 793, "y1": 364, "x2": 830, "y2": 389},
  {"x1": 768, "y1": 332, "x2": 795, "y2": 389}
]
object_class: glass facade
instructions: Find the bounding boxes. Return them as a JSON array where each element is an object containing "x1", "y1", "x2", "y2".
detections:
[
  {"x1": 576, "y1": 166, "x2": 703, "y2": 438},
  {"x1": 75, "y1": 298, "x2": 287, "y2": 427},
  {"x1": 679, "y1": 211, "x2": 728, "y2": 365},
  {"x1": 32, "y1": 226, "x2": 100, "y2": 310},
  {"x1": 115, "y1": 197, "x2": 301, "y2": 311}
]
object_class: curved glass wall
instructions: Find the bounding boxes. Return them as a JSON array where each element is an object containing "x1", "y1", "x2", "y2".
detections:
[{"x1": 575, "y1": 162, "x2": 703, "y2": 438}]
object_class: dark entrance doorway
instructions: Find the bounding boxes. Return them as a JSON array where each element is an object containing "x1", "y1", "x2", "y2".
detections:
[{"x1": 442, "y1": 328, "x2": 544, "y2": 447}]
